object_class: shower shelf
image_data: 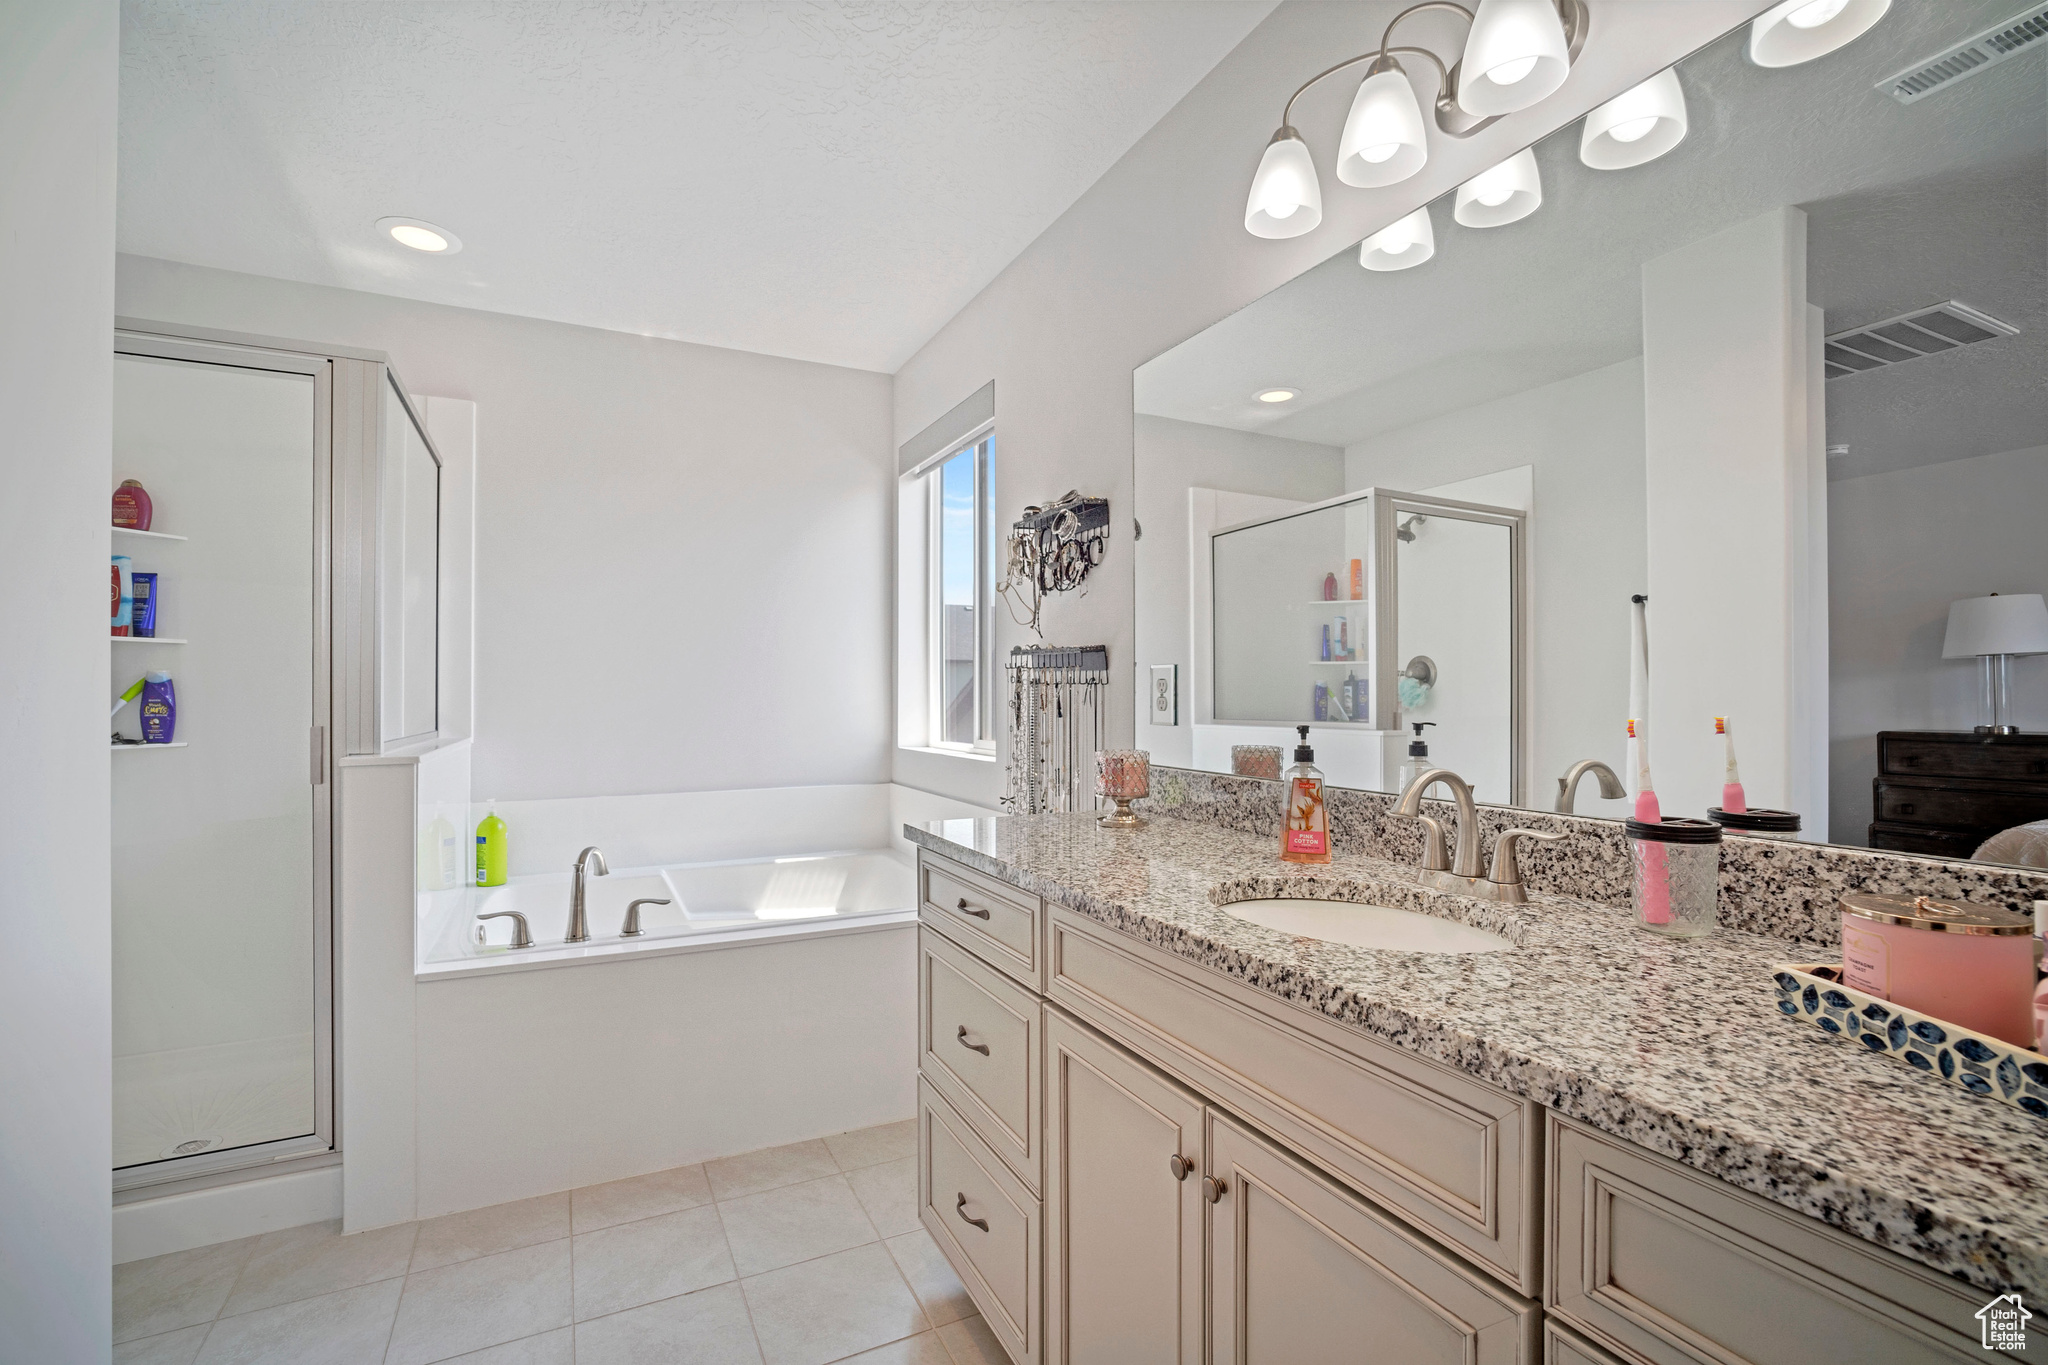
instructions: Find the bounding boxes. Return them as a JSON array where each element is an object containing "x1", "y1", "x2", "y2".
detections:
[
  {"x1": 111, "y1": 742, "x2": 187, "y2": 751},
  {"x1": 113, "y1": 526, "x2": 187, "y2": 542},
  {"x1": 112, "y1": 637, "x2": 186, "y2": 645}
]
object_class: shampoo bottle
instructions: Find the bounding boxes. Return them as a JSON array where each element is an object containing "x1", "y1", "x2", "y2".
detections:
[
  {"x1": 139, "y1": 672, "x2": 175, "y2": 743},
  {"x1": 1280, "y1": 726, "x2": 1331, "y2": 865},
  {"x1": 476, "y1": 802, "x2": 509, "y2": 887}
]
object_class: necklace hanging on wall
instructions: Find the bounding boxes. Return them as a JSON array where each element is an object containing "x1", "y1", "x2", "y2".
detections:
[{"x1": 998, "y1": 490, "x2": 1109, "y2": 637}]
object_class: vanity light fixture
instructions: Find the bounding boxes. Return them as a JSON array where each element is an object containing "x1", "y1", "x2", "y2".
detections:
[
  {"x1": 1256, "y1": 388, "x2": 1300, "y2": 403},
  {"x1": 1360, "y1": 206, "x2": 1437, "y2": 271},
  {"x1": 1243, "y1": 0, "x2": 1588, "y2": 237},
  {"x1": 1454, "y1": 148, "x2": 1542, "y2": 227},
  {"x1": 1580, "y1": 67, "x2": 1688, "y2": 169},
  {"x1": 1748, "y1": 0, "x2": 1891, "y2": 68},
  {"x1": 376, "y1": 216, "x2": 462, "y2": 254}
]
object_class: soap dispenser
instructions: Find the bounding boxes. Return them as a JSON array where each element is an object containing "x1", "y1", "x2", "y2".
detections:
[
  {"x1": 1398, "y1": 722, "x2": 1437, "y2": 793},
  {"x1": 1280, "y1": 726, "x2": 1331, "y2": 865}
]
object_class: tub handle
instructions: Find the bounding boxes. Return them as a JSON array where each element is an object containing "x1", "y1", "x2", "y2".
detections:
[
  {"x1": 955, "y1": 1025, "x2": 990, "y2": 1056},
  {"x1": 955, "y1": 897, "x2": 990, "y2": 920},
  {"x1": 621, "y1": 897, "x2": 671, "y2": 937},
  {"x1": 955, "y1": 1192, "x2": 989, "y2": 1231},
  {"x1": 477, "y1": 910, "x2": 534, "y2": 949}
]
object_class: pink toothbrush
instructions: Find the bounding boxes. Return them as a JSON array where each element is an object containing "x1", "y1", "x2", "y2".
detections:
[
  {"x1": 1629, "y1": 718, "x2": 1672, "y2": 923},
  {"x1": 1716, "y1": 716, "x2": 1747, "y2": 814}
]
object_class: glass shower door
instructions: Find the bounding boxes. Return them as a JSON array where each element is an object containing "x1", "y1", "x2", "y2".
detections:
[{"x1": 111, "y1": 342, "x2": 330, "y2": 1182}]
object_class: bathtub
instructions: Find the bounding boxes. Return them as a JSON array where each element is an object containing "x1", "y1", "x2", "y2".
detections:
[{"x1": 416, "y1": 848, "x2": 916, "y2": 978}]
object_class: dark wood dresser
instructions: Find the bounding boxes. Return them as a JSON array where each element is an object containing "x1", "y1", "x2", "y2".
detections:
[{"x1": 1870, "y1": 731, "x2": 2048, "y2": 857}]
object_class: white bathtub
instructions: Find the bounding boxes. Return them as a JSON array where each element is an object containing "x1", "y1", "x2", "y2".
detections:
[{"x1": 417, "y1": 849, "x2": 916, "y2": 978}]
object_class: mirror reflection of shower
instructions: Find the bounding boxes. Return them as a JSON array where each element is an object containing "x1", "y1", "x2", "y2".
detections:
[{"x1": 1396, "y1": 514, "x2": 1428, "y2": 543}]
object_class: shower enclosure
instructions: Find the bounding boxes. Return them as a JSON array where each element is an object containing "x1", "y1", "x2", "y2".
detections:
[{"x1": 112, "y1": 322, "x2": 441, "y2": 1193}]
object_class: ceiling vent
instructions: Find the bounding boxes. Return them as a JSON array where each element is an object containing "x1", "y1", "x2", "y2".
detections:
[
  {"x1": 1823, "y1": 301, "x2": 2018, "y2": 380},
  {"x1": 1877, "y1": 5, "x2": 2048, "y2": 103}
]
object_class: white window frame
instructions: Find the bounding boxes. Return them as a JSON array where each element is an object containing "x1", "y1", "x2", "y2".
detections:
[{"x1": 924, "y1": 431, "x2": 996, "y2": 754}]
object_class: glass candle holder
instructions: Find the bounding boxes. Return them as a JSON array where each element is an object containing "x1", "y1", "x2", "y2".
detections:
[
  {"x1": 1096, "y1": 750, "x2": 1150, "y2": 828},
  {"x1": 1231, "y1": 745, "x2": 1284, "y2": 780},
  {"x1": 1626, "y1": 817, "x2": 1721, "y2": 938}
]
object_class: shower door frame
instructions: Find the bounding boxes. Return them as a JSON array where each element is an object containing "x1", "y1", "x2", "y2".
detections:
[{"x1": 110, "y1": 322, "x2": 350, "y2": 1195}]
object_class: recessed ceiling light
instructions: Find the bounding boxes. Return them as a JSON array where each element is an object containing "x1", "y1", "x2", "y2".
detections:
[
  {"x1": 1257, "y1": 389, "x2": 1298, "y2": 404},
  {"x1": 376, "y1": 216, "x2": 462, "y2": 254}
]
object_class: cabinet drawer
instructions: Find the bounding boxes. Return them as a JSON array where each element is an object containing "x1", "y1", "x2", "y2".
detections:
[
  {"x1": 920, "y1": 1077, "x2": 1042, "y2": 1365},
  {"x1": 1874, "y1": 778, "x2": 2048, "y2": 831},
  {"x1": 922, "y1": 852, "x2": 1043, "y2": 989},
  {"x1": 920, "y1": 927, "x2": 1042, "y2": 1192},
  {"x1": 1546, "y1": 1319, "x2": 1635, "y2": 1365},
  {"x1": 1546, "y1": 1114, "x2": 2029, "y2": 1363},
  {"x1": 1879, "y1": 734, "x2": 2048, "y2": 783},
  {"x1": 1207, "y1": 1109, "x2": 1539, "y2": 1364},
  {"x1": 1046, "y1": 906, "x2": 1539, "y2": 1295},
  {"x1": 1869, "y1": 821, "x2": 1984, "y2": 859}
]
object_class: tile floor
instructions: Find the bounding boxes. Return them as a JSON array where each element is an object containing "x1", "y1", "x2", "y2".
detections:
[{"x1": 114, "y1": 1121, "x2": 1010, "y2": 1365}]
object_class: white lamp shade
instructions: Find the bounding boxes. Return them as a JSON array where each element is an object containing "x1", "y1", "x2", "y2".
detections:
[
  {"x1": 1748, "y1": 0, "x2": 1891, "y2": 68},
  {"x1": 1459, "y1": 0, "x2": 1571, "y2": 117},
  {"x1": 1454, "y1": 148, "x2": 1542, "y2": 228},
  {"x1": 1580, "y1": 68, "x2": 1688, "y2": 170},
  {"x1": 1337, "y1": 66, "x2": 1428, "y2": 188},
  {"x1": 1244, "y1": 132, "x2": 1323, "y2": 239},
  {"x1": 1360, "y1": 206, "x2": 1436, "y2": 271},
  {"x1": 1943, "y1": 594, "x2": 2048, "y2": 658}
]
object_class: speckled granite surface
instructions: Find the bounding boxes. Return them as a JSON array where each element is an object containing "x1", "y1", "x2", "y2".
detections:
[{"x1": 908, "y1": 810, "x2": 2048, "y2": 1299}]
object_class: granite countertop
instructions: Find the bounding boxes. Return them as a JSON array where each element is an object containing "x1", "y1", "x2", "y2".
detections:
[{"x1": 908, "y1": 810, "x2": 2048, "y2": 1299}]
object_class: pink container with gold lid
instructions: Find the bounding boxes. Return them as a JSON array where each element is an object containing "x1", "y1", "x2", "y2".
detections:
[{"x1": 1839, "y1": 894, "x2": 2034, "y2": 1047}]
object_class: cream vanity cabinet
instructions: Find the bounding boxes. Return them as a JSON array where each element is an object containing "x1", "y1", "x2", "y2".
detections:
[{"x1": 914, "y1": 850, "x2": 2024, "y2": 1365}]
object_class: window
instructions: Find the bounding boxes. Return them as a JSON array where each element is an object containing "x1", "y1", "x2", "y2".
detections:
[{"x1": 929, "y1": 435, "x2": 995, "y2": 748}]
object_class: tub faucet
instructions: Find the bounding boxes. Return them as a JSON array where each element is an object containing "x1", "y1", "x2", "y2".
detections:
[
  {"x1": 568, "y1": 846, "x2": 608, "y2": 943},
  {"x1": 1555, "y1": 759, "x2": 1626, "y2": 814}
]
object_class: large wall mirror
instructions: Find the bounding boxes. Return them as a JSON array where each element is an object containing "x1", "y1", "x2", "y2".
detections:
[{"x1": 1134, "y1": 1, "x2": 2045, "y2": 867}]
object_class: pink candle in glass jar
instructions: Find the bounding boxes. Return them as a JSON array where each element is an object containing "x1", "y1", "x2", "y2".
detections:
[
  {"x1": 1096, "y1": 750, "x2": 1150, "y2": 800},
  {"x1": 1838, "y1": 894, "x2": 2035, "y2": 1047}
]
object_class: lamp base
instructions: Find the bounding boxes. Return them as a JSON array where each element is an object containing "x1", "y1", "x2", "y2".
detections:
[
  {"x1": 1098, "y1": 796, "x2": 1146, "y2": 829},
  {"x1": 1974, "y1": 724, "x2": 2022, "y2": 736}
]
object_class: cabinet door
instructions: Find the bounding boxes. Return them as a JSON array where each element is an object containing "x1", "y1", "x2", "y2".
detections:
[
  {"x1": 1044, "y1": 1008, "x2": 1204, "y2": 1365},
  {"x1": 1207, "y1": 1110, "x2": 1538, "y2": 1365}
]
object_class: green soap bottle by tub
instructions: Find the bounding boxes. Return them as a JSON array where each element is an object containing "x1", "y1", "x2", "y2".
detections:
[{"x1": 475, "y1": 801, "x2": 508, "y2": 887}]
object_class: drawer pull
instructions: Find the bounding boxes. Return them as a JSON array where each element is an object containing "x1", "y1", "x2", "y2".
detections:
[
  {"x1": 955, "y1": 897, "x2": 991, "y2": 920},
  {"x1": 955, "y1": 1025, "x2": 990, "y2": 1056},
  {"x1": 1202, "y1": 1176, "x2": 1228, "y2": 1204},
  {"x1": 1168, "y1": 1154, "x2": 1192, "y2": 1181},
  {"x1": 955, "y1": 1192, "x2": 989, "y2": 1231}
]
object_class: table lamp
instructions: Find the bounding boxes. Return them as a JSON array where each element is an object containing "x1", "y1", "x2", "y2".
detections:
[{"x1": 1943, "y1": 593, "x2": 2048, "y2": 735}]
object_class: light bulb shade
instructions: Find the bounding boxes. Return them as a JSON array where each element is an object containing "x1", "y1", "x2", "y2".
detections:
[
  {"x1": 1337, "y1": 65, "x2": 1428, "y2": 188},
  {"x1": 1943, "y1": 594, "x2": 2048, "y2": 658},
  {"x1": 1454, "y1": 149, "x2": 1542, "y2": 227},
  {"x1": 1244, "y1": 131, "x2": 1323, "y2": 239},
  {"x1": 1360, "y1": 206, "x2": 1436, "y2": 271},
  {"x1": 1580, "y1": 68, "x2": 1688, "y2": 170},
  {"x1": 1748, "y1": 0, "x2": 1891, "y2": 68},
  {"x1": 1458, "y1": 0, "x2": 1571, "y2": 116}
]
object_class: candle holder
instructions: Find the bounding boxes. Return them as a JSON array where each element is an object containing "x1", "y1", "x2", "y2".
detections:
[{"x1": 1096, "y1": 750, "x2": 1150, "y2": 829}]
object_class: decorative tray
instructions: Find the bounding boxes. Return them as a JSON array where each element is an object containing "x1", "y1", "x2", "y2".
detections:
[{"x1": 1772, "y1": 963, "x2": 2048, "y2": 1119}]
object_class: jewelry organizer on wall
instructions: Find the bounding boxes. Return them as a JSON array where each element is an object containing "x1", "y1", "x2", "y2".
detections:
[
  {"x1": 1003, "y1": 644, "x2": 1108, "y2": 815},
  {"x1": 999, "y1": 491, "x2": 1109, "y2": 637}
]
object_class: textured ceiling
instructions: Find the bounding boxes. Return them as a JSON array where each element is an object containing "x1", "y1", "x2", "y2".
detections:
[
  {"x1": 1134, "y1": 0, "x2": 2046, "y2": 477},
  {"x1": 118, "y1": 0, "x2": 1276, "y2": 372}
]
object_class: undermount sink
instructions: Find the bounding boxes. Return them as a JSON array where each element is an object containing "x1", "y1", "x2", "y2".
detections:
[{"x1": 1222, "y1": 898, "x2": 1513, "y2": 954}]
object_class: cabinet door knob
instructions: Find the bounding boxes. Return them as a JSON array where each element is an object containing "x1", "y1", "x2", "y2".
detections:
[
  {"x1": 955, "y1": 1192, "x2": 989, "y2": 1231},
  {"x1": 1168, "y1": 1154, "x2": 1191, "y2": 1181},
  {"x1": 955, "y1": 1025, "x2": 990, "y2": 1056},
  {"x1": 956, "y1": 897, "x2": 990, "y2": 920},
  {"x1": 1202, "y1": 1175, "x2": 1227, "y2": 1204}
]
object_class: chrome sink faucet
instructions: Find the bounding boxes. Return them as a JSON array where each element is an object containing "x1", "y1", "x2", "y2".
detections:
[
  {"x1": 1394, "y1": 767, "x2": 1564, "y2": 904},
  {"x1": 1555, "y1": 759, "x2": 1626, "y2": 814},
  {"x1": 568, "y1": 846, "x2": 608, "y2": 943}
]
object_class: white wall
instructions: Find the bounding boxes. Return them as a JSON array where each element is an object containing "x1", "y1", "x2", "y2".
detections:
[
  {"x1": 889, "y1": 0, "x2": 1770, "y2": 807},
  {"x1": 1347, "y1": 359, "x2": 1646, "y2": 816},
  {"x1": 1827, "y1": 443, "x2": 2048, "y2": 844},
  {"x1": 115, "y1": 256, "x2": 896, "y2": 802},
  {"x1": 0, "y1": 0, "x2": 118, "y2": 1357}
]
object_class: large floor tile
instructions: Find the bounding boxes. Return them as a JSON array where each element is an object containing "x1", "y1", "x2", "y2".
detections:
[
  {"x1": 436, "y1": 1327, "x2": 574, "y2": 1363},
  {"x1": 412, "y1": 1192, "x2": 571, "y2": 1272},
  {"x1": 114, "y1": 1324, "x2": 210, "y2": 1365},
  {"x1": 571, "y1": 1202, "x2": 735, "y2": 1321},
  {"x1": 824, "y1": 1120, "x2": 916, "y2": 1173},
  {"x1": 385, "y1": 1239, "x2": 573, "y2": 1365},
  {"x1": 220, "y1": 1218, "x2": 417, "y2": 1317},
  {"x1": 573, "y1": 1282, "x2": 763, "y2": 1365},
  {"x1": 570, "y1": 1164, "x2": 712, "y2": 1234},
  {"x1": 837, "y1": 1332, "x2": 955, "y2": 1365},
  {"x1": 935, "y1": 1316, "x2": 1007, "y2": 1365},
  {"x1": 114, "y1": 1236, "x2": 259, "y2": 1343},
  {"x1": 848, "y1": 1157, "x2": 919, "y2": 1238},
  {"x1": 194, "y1": 1278, "x2": 402, "y2": 1365},
  {"x1": 705, "y1": 1139, "x2": 840, "y2": 1201},
  {"x1": 883, "y1": 1231, "x2": 975, "y2": 1328},
  {"x1": 719, "y1": 1175, "x2": 877, "y2": 1277},
  {"x1": 741, "y1": 1243, "x2": 929, "y2": 1365}
]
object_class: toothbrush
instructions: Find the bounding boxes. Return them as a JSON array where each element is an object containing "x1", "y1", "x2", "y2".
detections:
[
  {"x1": 1716, "y1": 716, "x2": 1747, "y2": 814},
  {"x1": 1629, "y1": 718, "x2": 1672, "y2": 923},
  {"x1": 110, "y1": 675, "x2": 146, "y2": 721}
]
